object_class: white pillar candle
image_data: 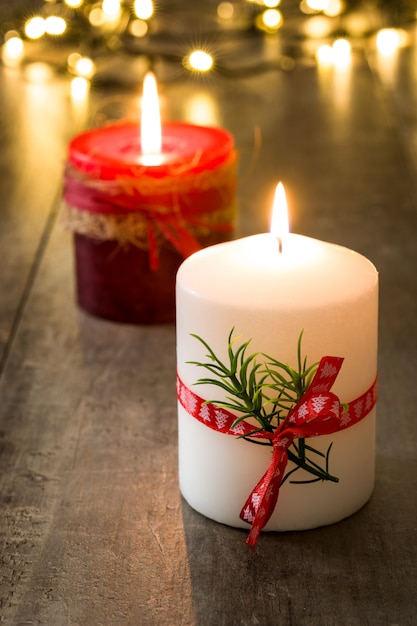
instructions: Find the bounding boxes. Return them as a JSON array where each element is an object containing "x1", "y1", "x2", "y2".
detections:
[{"x1": 176, "y1": 196, "x2": 378, "y2": 535}]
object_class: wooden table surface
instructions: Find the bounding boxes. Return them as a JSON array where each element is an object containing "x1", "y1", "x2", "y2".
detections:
[{"x1": 1, "y1": 18, "x2": 417, "y2": 626}]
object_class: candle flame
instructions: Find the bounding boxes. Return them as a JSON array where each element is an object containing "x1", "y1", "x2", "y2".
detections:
[
  {"x1": 141, "y1": 71, "x2": 162, "y2": 164},
  {"x1": 270, "y1": 182, "x2": 289, "y2": 246}
]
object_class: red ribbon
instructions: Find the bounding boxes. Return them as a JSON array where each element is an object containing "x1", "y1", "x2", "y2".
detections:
[
  {"x1": 177, "y1": 357, "x2": 377, "y2": 549},
  {"x1": 63, "y1": 166, "x2": 234, "y2": 270}
]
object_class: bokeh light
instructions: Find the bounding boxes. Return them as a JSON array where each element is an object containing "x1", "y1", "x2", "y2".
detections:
[
  {"x1": 25, "y1": 17, "x2": 46, "y2": 40},
  {"x1": 74, "y1": 56, "x2": 95, "y2": 78},
  {"x1": 263, "y1": 0, "x2": 281, "y2": 7},
  {"x1": 134, "y1": 0, "x2": 153, "y2": 20},
  {"x1": 185, "y1": 93, "x2": 219, "y2": 126},
  {"x1": 332, "y1": 38, "x2": 351, "y2": 66},
  {"x1": 65, "y1": 0, "x2": 83, "y2": 7},
  {"x1": 71, "y1": 76, "x2": 90, "y2": 99},
  {"x1": 305, "y1": 0, "x2": 330, "y2": 10},
  {"x1": 316, "y1": 44, "x2": 333, "y2": 65},
  {"x1": 304, "y1": 15, "x2": 331, "y2": 38},
  {"x1": 186, "y1": 50, "x2": 214, "y2": 72},
  {"x1": 2, "y1": 36, "x2": 24, "y2": 62},
  {"x1": 376, "y1": 29, "x2": 401, "y2": 55},
  {"x1": 316, "y1": 39, "x2": 351, "y2": 67},
  {"x1": 129, "y1": 19, "x2": 148, "y2": 37},
  {"x1": 24, "y1": 62, "x2": 53, "y2": 83},
  {"x1": 217, "y1": 2, "x2": 234, "y2": 20},
  {"x1": 89, "y1": 8, "x2": 105, "y2": 26},
  {"x1": 68, "y1": 52, "x2": 82, "y2": 68},
  {"x1": 262, "y1": 9, "x2": 282, "y2": 29},
  {"x1": 45, "y1": 16, "x2": 67, "y2": 36},
  {"x1": 102, "y1": 0, "x2": 121, "y2": 17},
  {"x1": 323, "y1": 0, "x2": 343, "y2": 16}
]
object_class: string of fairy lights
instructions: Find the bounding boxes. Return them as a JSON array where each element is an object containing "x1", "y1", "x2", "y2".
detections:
[{"x1": 1, "y1": 0, "x2": 416, "y2": 91}]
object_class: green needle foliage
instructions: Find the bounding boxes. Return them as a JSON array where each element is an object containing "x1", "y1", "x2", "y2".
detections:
[{"x1": 189, "y1": 328, "x2": 339, "y2": 486}]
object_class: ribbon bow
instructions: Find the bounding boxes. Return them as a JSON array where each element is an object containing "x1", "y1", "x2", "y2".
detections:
[
  {"x1": 239, "y1": 356, "x2": 346, "y2": 549},
  {"x1": 63, "y1": 167, "x2": 204, "y2": 269},
  {"x1": 177, "y1": 356, "x2": 377, "y2": 550},
  {"x1": 63, "y1": 164, "x2": 234, "y2": 270}
]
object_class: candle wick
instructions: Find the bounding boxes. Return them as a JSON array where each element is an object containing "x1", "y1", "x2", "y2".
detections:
[{"x1": 277, "y1": 237, "x2": 283, "y2": 254}]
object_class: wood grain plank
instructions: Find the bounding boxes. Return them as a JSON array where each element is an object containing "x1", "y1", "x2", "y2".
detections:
[{"x1": 0, "y1": 68, "x2": 75, "y2": 367}]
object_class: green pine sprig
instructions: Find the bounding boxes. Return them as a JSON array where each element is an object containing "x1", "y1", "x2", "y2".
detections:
[{"x1": 188, "y1": 329, "x2": 339, "y2": 486}]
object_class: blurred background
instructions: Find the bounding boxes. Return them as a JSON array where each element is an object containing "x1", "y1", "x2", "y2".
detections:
[
  {"x1": 2, "y1": 1, "x2": 417, "y2": 100},
  {"x1": 2, "y1": 0, "x2": 416, "y2": 84},
  {"x1": 2, "y1": 0, "x2": 417, "y2": 235},
  {"x1": 2, "y1": 1, "x2": 416, "y2": 82}
]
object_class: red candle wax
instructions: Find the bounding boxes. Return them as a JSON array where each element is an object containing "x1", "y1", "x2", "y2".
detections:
[{"x1": 63, "y1": 121, "x2": 237, "y2": 324}]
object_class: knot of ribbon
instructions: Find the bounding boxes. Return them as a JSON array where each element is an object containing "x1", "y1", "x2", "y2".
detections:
[{"x1": 177, "y1": 356, "x2": 377, "y2": 550}]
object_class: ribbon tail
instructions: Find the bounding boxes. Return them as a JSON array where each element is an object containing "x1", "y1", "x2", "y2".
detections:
[
  {"x1": 185, "y1": 215, "x2": 235, "y2": 234},
  {"x1": 240, "y1": 446, "x2": 289, "y2": 551},
  {"x1": 308, "y1": 356, "x2": 344, "y2": 394},
  {"x1": 147, "y1": 221, "x2": 159, "y2": 271},
  {"x1": 154, "y1": 214, "x2": 202, "y2": 259}
]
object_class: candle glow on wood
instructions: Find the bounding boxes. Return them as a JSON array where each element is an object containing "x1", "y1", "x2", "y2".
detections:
[
  {"x1": 140, "y1": 71, "x2": 163, "y2": 165},
  {"x1": 270, "y1": 181, "x2": 289, "y2": 253}
]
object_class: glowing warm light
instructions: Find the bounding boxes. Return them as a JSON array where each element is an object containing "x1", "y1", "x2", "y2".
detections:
[
  {"x1": 129, "y1": 19, "x2": 148, "y2": 37},
  {"x1": 25, "y1": 17, "x2": 46, "y2": 39},
  {"x1": 270, "y1": 182, "x2": 289, "y2": 243},
  {"x1": 102, "y1": 0, "x2": 121, "y2": 16},
  {"x1": 187, "y1": 50, "x2": 214, "y2": 72},
  {"x1": 217, "y1": 2, "x2": 234, "y2": 20},
  {"x1": 45, "y1": 16, "x2": 67, "y2": 35},
  {"x1": 89, "y1": 8, "x2": 105, "y2": 26},
  {"x1": 65, "y1": 0, "x2": 83, "y2": 7},
  {"x1": 71, "y1": 76, "x2": 89, "y2": 99},
  {"x1": 306, "y1": 0, "x2": 330, "y2": 10},
  {"x1": 141, "y1": 72, "x2": 162, "y2": 164},
  {"x1": 74, "y1": 56, "x2": 95, "y2": 78},
  {"x1": 324, "y1": 0, "x2": 343, "y2": 16},
  {"x1": 299, "y1": 0, "x2": 317, "y2": 14},
  {"x1": 374, "y1": 29, "x2": 408, "y2": 83},
  {"x1": 262, "y1": 9, "x2": 282, "y2": 29},
  {"x1": 304, "y1": 16, "x2": 331, "y2": 38},
  {"x1": 333, "y1": 38, "x2": 351, "y2": 66},
  {"x1": 316, "y1": 39, "x2": 351, "y2": 67},
  {"x1": 263, "y1": 0, "x2": 281, "y2": 7},
  {"x1": 316, "y1": 44, "x2": 333, "y2": 65},
  {"x1": 134, "y1": 0, "x2": 153, "y2": 19},
  {"x1": 68, "y1": 52, "x2": 82, "y2": 68},
  {"x1": 71, "y1": 77, "x2": 90, "y2": 131},
  {"x1": 185, "y1": 93, "x2": 219, "y2": 127},
  {"x1": 24, "y1": 62, "x2": 53, "y2": 83},
  {"x1": 2, "y1": 36, "x2": 24, "y2": 62},
  {"x1": 376, "y1": 28, "x2": 401, "y2": 55}
]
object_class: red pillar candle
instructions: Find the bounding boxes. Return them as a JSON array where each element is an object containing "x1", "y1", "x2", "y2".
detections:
[{"x1": 62, "y1": 76, "x2": 236, "y2": 324}]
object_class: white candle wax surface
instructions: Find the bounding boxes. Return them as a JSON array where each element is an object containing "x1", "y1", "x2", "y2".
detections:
[{"x1": 176, "y1": 233, "x2": 378, "y2": 532}]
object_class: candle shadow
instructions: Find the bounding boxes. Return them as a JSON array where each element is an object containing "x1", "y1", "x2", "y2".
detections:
[{"x1": 180, "y1": 455, "x2": 417, "y2": 625}]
